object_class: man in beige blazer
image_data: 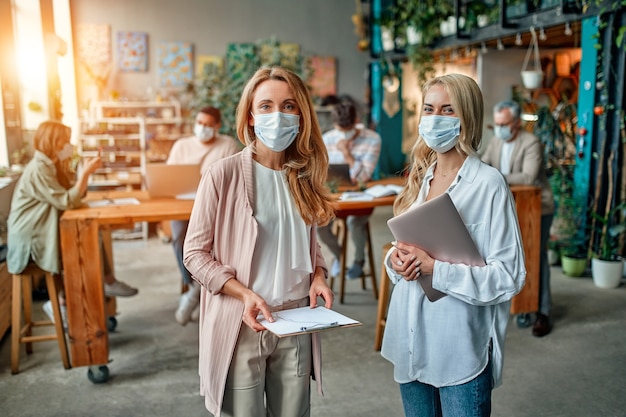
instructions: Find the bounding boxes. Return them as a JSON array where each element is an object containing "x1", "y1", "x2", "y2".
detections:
[{"x1": 482, "y1": 100, "x2": 555, "y2": 337}]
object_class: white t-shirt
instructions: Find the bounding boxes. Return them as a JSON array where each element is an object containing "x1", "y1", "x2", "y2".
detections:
[{"x1": 166, "y1": 134, "x2": 239, "y2": 173}]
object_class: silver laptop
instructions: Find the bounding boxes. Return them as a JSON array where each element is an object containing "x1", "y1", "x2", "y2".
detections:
[
  {"x1": 144, "y1": 163, "x2": 201, "y2": 198},
  {"x1": 387, "y1": 192, "x2": 485, "y2": 301},
  {"x1": 327, "y1": 163, "x2": 353, "y2": 187}
]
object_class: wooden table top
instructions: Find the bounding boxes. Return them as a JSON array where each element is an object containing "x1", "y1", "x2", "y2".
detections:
[{"x1": 62, "y1": 177, "x2": 407, "y2": 223}]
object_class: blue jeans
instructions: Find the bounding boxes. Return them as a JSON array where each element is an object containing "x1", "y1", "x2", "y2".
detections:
[
  {"x1": 399, "y1": 358, "x2": 492, "y2": 417},
  {"x1": 170, "y1": 220, "x2": 192, "y2": 285}
]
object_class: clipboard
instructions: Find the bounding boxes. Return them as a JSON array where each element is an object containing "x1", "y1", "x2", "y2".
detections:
[
  {"x1": 387, "y1": 193, "x2": 485, "y2": 302},
  {"x1": 258, "y1": 306, "x2": 362, "y2": 337}
]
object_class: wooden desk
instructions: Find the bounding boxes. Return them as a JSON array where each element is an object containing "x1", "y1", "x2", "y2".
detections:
[
  {"x1": 61, "y1": 182, "x2": 540, "y2": 368},
  {"x1": 509, "y1": 185, "x2": 541, "y2": 314},
  {"x1": 60, "y1": 191, "x2": 193, "y2": 367},
  {"x1": 60, "y1": 182, "x2": 401, "y2": 369}
]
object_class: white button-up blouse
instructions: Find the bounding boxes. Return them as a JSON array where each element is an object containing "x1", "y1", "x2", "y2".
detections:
[{"x1": 381, "y1": 155, "x2": 526, "y2": 389}]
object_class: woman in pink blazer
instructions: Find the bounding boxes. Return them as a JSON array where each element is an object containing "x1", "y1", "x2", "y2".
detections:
[{"x1": 184, "y1": 67, "x2": 336, "y2": 417}]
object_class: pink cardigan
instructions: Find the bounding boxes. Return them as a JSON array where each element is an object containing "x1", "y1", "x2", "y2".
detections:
[{"x1": 184, "y1": 146, "x2": 328, "y2": 416}]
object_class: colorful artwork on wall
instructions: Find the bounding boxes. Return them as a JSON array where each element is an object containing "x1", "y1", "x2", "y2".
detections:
[
  {"x1": 307, "y1": 56, "x2": 337, "y2": 100},
  {"x1": 158, "y1": 41, "x2": 194, "y2": 87},
  {"x1": 75, "y1": 24, "x2": 112, "y2": 101},
  {"x1": 117, "y1": 32, "x2": 148, "y2": 72},
  {"x1": 196, "y1": 55, "x2": 224, "y2": 77}
]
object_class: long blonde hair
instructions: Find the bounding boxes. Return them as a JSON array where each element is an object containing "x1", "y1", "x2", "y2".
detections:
[
  {"x1": 394, "y1": 73, "x2": 484, "y2": 215},
  {"x1": 33, "y1": 121, "x2": 74, "y2": 189},
  {"x1": 235, "y1": 66, "x2": 335, "y2": 226}
]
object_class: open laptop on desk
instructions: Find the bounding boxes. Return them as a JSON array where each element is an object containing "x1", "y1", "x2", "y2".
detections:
[
  {"x1": 327, "y1": 163, "x2": 354, "y2": 187},
  {"x1": 144, "y1": 163, "x2": 201, "y2": 199}
]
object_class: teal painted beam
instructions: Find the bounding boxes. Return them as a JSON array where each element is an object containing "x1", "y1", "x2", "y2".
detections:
[
  {"x1": 370, "y1": 0, "x2": 406, "y2": 178},
  {"x1": 573, "y1": 17, "x2": 597, "y2": 209}
]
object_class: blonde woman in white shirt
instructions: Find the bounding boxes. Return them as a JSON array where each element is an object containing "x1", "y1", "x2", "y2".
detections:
[{"x1": 382, "y1": 74, "x2": 526, "y2": 417}]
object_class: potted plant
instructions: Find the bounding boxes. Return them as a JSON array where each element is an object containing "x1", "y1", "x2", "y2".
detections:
[
  {"x1": 383, "y1": 0, "x2": 454, "y2": 85},
  {"x1": 589, "y1": 201, "x2": 626, "y2": 288},
  {"x1": 551, "y1": 177, "x2": 588, "y2": 276}
]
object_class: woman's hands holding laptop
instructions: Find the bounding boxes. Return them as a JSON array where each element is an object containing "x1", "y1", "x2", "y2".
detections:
[{"x1": 390, "y1": 241, "x2": 434, "y2": 282}]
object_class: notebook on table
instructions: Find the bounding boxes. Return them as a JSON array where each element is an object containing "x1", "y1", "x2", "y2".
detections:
[
  {"x1": 327, "y1": 163, "x2": 353, "y2": 187},
  {"x1": 144, "y1": 163, "x2": 201, "y2": 199},
  {"x1": 387, "y1": 192, "x2": 485, "y2": 301}
]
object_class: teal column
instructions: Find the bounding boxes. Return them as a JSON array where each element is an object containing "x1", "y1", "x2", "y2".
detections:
[
  {"x1": 573, "y1": 17, "x2": 597, "y2": 208},
  {"x1": 370, "y1": 0, "x2": 405, "y2": 178}
]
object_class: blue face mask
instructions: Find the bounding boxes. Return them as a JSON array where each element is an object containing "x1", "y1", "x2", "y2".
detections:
[
  {"x1": 253, "y1": 112, "x2": 300, "y2": 152},
  {"x1": 418, "y1": 115, "x2": 461, "y2": 153},
  {"x1": 494, "y1": 125, "x2": 513, "y2": 141}
]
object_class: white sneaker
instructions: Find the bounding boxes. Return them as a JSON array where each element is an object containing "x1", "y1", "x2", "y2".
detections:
[
  {"x1": 42, "y1": 300, "x2": 68, "y2": 331},
  {"x1": 104, "y1": 280, "x2": 138, "y2": 297},
  {"x1": 175, "y1": 284, "x2": 200, "y2": 326}
]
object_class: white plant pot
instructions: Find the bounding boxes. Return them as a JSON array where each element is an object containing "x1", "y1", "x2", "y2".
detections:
[
  {"x1": 406, "y1": 26, "x2": 422, "y2": 45},
  {"x1": 381, "y1": 27, "x2": 395, "y2": 51},
  {"x1": 521, "y1": 70, "x2": 544, "y2": 89},
  {"x1": 477, "y1": 14, "x2": 489, "y2": 28},
  {"x1": 547, "y1": 249, "x2": 559, "y2": 266},
  {"x1": 591, "y1": 258, "x2": 623, "y2": 289}
]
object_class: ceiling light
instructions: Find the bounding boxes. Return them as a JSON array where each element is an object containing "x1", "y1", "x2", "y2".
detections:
[{"x1": 564, "y1": 22, "x2": 573, "y2": 36}]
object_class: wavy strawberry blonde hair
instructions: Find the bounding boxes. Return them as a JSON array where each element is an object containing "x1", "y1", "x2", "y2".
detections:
[
  {"x1": 33, "y1": 120, "x2": 75, "y2": 189},
  {"x1": 235, "y1": 66, "x2": 335, "y2": 226},
  {"x1": 394, "y1": 73, "x2": 484, "y2": 215}
]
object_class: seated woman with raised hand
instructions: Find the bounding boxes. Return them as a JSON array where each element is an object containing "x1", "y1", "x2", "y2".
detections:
[{"x1": 7, "y1": 121, "x2": 138, "y2": 325}]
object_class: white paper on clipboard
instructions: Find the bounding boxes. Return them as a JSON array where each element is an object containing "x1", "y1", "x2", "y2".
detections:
[{"x1": 258, "y1": 306, "x2": 361, "y2": 337}]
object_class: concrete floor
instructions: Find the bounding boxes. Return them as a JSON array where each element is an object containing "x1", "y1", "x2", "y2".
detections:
[{"x1": 1, "y1": 205, "x2": 626, "y2": 417}]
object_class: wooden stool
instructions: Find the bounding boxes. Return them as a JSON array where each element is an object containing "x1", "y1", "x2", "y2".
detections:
[
  {"x1": 374, "y1": 242, "x2": 393, "y2": 351},
  {"x1": 329, "y1": 208, "x2": 378, "y2": 304},
  {"x1": 11, "y1": 263, "x2": 71, "y2": 374}
]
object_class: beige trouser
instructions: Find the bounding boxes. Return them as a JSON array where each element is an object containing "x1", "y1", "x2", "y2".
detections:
[{"x1": 221, "y1": 300, "x2": 312, "y2": 417}]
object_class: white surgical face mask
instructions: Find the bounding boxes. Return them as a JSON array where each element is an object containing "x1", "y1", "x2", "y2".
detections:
[
  {"x1": 57, "y1": 143, "x2": 74, "y2": 161},
  {"x1": 194, "y1": 124, "x2": 215, "y2": 142},
  {"x1": 418, "y1": 115, "x2": 460, "y2": 153},
  {"x1": 494, "y1": 125, "x2": 513, "y2": 142},
  {"x1": 253, "y1": 112, "x2": 300, "y2": 152}
]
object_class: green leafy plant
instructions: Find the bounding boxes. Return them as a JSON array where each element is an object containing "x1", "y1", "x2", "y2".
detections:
[
  {"x1": 189, "y1": 37, "x2": 308, "y2": 138},
  {"x1": 382, "y1": 0, "x2": 454, "y2": 85},
  {"x1": 549, "y1": 165, "x2": 588, "y2": 258},
  {"x1": 589, "y1": 201, "x2": 626, "y2": 261}
]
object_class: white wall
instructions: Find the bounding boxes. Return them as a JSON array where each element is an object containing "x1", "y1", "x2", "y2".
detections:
[{"x1": 69, "y1": 0, "x2": 370, "y2": 104}]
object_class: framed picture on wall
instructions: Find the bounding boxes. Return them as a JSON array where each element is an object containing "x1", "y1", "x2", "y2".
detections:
[
  {"x1": 117, "y1": 31, "x2": 148, "y2": 72},
  {"x1": 306, "y1": 56, "x2": 337, "y2": 102},
  {"x1": 158, "y1": 41, "x2": 194, "y2": 87}
]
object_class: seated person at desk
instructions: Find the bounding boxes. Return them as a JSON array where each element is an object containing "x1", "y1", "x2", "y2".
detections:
[
  {"x1": 317, "y1": 95, "x2": 381, "y2": 279},
  {"x1": 7, "y1": 121, "x2": 137, "y2": 326},
  {"x1": 481, "y1": 100, "x2": 555, "y2": 337},
  {"x1": 166, "y1": 106, "x2": 239, "y2": 326}
]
